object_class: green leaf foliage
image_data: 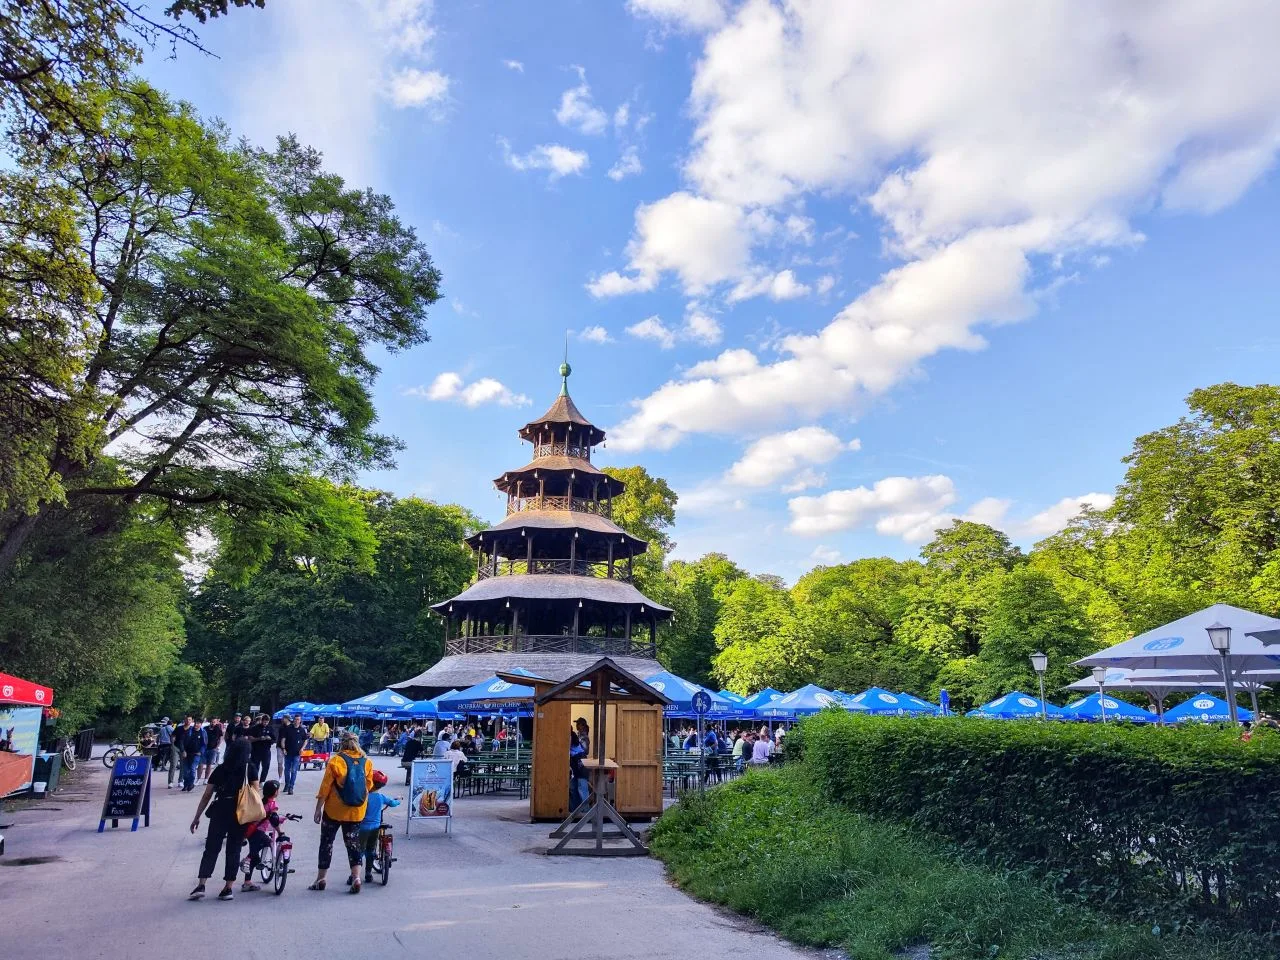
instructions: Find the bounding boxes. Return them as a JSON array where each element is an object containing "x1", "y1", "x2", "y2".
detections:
[{"x1": 797, "y1": 711, "x2": 1280, "y2": 935}]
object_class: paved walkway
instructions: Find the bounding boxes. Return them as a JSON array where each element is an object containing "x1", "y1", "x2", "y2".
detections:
[{"x1": 0, "y1": 751, "x2": 816, "y2": 960}]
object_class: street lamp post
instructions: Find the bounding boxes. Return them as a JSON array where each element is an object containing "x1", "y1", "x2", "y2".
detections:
[
  {"x1": 1206, "y1": 621, "x2": 1239, "y2": 725},
  {"x1": 1091, "y1": 666, "x2": 1108, "y2": 723},
  {"x1": 1029, "y1": 651, "x2": 1048, "y2": 720}
]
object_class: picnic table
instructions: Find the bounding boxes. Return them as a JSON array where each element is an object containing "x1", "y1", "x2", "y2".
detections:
[{"x1": 456, "y1": 755, "x2": 532, "y2": 799}]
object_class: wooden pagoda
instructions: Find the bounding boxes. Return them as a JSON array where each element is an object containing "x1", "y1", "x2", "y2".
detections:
[{"x1": 394, "y1": 363, "x2": 672, "y2": 693}]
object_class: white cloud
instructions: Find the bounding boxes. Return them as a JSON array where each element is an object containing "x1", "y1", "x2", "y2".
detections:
[
  {"x1": 677, "y1": 480, "x2": 748, "y2": 515},
  {"x1": 727, "y1": 427, "x2": 856, "y2": 489},
  {"x1": 728, "y1": 268, "x2": 811, "y2": 303},
  {"x1": 588, "y1": 192, "x2": 757, "y2": 296},
  {"x1": 809, "y1": 544, "x2": 842, "y2": 565},
  {"x1": 499, "y1": 137, "x2": 589, "y2": 179},
  {"x1": 614, "y1": 103, "x2": 631, "y2": 130},
  {"x1": 609, "y1": 0, "x2": 1280, "y2": 450},
  {"x1": 683, "y1": 306, "x2": 722, "y2": 345},
  {"x1": 389, "y1": 67, "x2": 449, "y2": 107},
  {"x1": 627, "y1": 0, "x2": 726, "y2": 31},
  {"x1": 407, "y1": 372, "x2": 530, "y2": 408},
  {"x1": 785, "y1": 215, "x2": 815, "y2": 244},
  {"x1": 626, "y1": 316, "x2": 677, "y2": 349},
  {"x1": 789, "y1": 475, "x2": 958, "y2": 540},
  {"x1": 608, "y1": 146, "x2": 644, "y2": 181},
  {"x1": 221, "y1": 0, "x2": 449, "y2": 182},
  {"x1": 1016, "y1": 493, "x2": 1114, "y2": 539},
  {"x1": 578, "y1": 325, "x2": 613, "y2": 344},
  {"x1": 816, "y1": 274, "x2": 836, "y2": 295},
  {"x1": 555, "y1": 66, "x2": 609, "y2": 135},
  {"x1": 503, "y1": 59, "x2": 524, "y2": 72}
]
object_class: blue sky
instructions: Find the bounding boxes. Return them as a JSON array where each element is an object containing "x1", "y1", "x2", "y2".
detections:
[{"x1": 145, "y1": 0, "x2": 1280, "y2": 579}]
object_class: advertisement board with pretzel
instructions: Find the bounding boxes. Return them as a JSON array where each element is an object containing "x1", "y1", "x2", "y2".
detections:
[{"x1": 407, "y1": 758, "x2": 452, "y2": 835}]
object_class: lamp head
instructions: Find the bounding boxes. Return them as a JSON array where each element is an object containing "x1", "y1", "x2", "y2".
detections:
[
  {"x1": 1029, "y1": 651, "x2": 1048, "y2": 673},
  {"x1": 1091, "y1": 665, "x2": 1108, "y2": 685},
  {"x1": 1206, "y1": 622, "x2": 1232, "y2": 653}
]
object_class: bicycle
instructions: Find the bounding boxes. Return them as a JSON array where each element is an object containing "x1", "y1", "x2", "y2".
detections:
[
  {"x1": 101, "y1": 741, "x2": 142, "y2": 768},
  {"x1": 59, "y1": 736, "x2": 76, "y2": 772},
  {"x1": 367, "y1": 823, "x2": 396, "y2": 886},
  {"x1": 238, "y1": 813, "x2": 302, "y2": 895}
]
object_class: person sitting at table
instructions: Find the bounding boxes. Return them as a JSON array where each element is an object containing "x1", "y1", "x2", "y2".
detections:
[
  {"x1": 444, "y1": 740, "x2": 470, "y2": 778},
  {"x1": 399, "y1": 734, "x2": 423, "y2": 784}
]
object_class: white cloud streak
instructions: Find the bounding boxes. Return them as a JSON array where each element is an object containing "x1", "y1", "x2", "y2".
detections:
[
  {"x1": 555, "y1": 66, "x2": 609, "y2": 135},
  {"x1": 407, "y1": 372, "x2": 531, "y2": 408},
  {"x1": 499, "y1": 137, "x2": 589, "y2": 179}
]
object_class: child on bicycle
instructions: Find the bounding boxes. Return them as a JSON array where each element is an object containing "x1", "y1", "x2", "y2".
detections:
[
  {"x1": 357, "y1": 770, "x2": 400, "y2": 884},
  {"x1": 242, "y1": 779, "x2": 282, "y2": 892}
]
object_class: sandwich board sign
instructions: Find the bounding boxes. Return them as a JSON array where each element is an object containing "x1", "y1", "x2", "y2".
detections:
[
  {"x1": 99, "y1": 755, "x2": 152, "y2": 832},
  {"x1": 407, "y1": 758, "x2": 453, "y2": 836}
]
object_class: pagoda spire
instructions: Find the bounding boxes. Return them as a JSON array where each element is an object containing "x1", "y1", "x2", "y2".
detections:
[{"x1": 560, "y1": 341, "x2": 571, "y2": 397}]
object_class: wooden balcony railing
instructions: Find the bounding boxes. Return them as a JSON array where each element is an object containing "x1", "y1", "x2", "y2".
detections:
[
  {"x1": 506, "y1": 495, "x2": 612, "y2": 518},
  {"x1": 445, "y1": 634, "x2": 656, "y2": 657},
  {"x1": 533, "y1": 440, "x2": 592, "y2": 461},
  {"x1": 476, "y1": 558, "x2": 632, "y2": 582}
]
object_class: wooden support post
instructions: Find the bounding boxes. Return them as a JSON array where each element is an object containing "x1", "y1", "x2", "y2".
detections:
[
  {"x1": 624, "y1": 608, "x2": 631, "y2": 643},
  {"x1": 526, "y1": 534, "x2": 533, "y2": 574},
  {"x1": 649, "y1": 616, "x2": 656, "y2": 655},
  {"x1": 607, "y1": 540, "x2": 615, "y2": 578},
  {"x1": 569, "y1": 531, "x2": 576, "y2": 573}
]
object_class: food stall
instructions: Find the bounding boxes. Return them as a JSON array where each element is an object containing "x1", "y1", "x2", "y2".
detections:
[{"x1": 0, "y1": 671, "x2": 55, "y2": 797}]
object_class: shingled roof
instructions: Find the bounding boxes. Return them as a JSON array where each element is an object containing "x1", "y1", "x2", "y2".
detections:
[
  {"x1": 466, "y1": 510, "x2": 647, "y2": 552},
  {"x1": 430, "y1": 573, "x2": 674, "y2": 612},
  {"x1": 519, "y1": 393, "x2": 605, "y2": 445},
  {"x1": 391, "y1": 652, "x2": 664, "y2": 693}
]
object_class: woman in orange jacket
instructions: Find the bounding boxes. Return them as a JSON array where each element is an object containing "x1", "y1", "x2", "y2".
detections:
[{"x1": 309, "y1": 732, "x2": 375, "y2": 893}]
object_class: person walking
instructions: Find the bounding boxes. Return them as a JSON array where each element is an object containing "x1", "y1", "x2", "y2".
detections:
[
  {"x1": 178, "y1": 716, "x2": 207, "y2": 792},
  {"x1": 574, "y1": 717, "x2": 591, "y2": 756},
  {"x1": 157, "y1": 718, "x2": 175, "y2": 783},
  {"x1": 279, "y1": 715, "x2": 307, "y2": 795},
  {"x1": 187, "y1": 739, "x2": 257, "y2": 901},
  {"x1": 201, "y1": 718, "x2": 224, "y2": 784},
  {"x1": 249, "y1": 714, "x2": 273, "y2": 784},
  {"x1": 310, "y1": 731, "x2": 373, "y2": 894}
]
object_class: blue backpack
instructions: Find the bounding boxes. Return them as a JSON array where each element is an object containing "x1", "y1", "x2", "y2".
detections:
[{"x1": 337, "y1": 754, "x2": 368, "y2": 806}]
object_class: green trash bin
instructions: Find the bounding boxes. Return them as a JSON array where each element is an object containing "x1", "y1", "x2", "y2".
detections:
[{"x1": 32, "y1": 752, "x2": 62, "y2": 795}]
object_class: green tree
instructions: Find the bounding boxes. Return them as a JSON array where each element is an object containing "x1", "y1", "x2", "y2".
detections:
[
  {"x1": 712, "y1": 576, "x2": 815, "y2": 692},
  {"x1": 0, "y1": 85, "x2": 441, "y2": 577},
  {"x1": 601, "y1": 465, "x2": 677, "y2": 585},
  {"x1": 649, "y1": 552, "x2": 746, "y2": 685}
]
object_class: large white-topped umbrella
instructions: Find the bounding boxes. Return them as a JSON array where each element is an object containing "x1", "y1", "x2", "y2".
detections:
[{"x1": 1074, "y1": 603, "x2": 1280, "y2": 722}]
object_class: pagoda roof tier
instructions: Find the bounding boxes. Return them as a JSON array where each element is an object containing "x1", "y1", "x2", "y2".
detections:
[
  {"x1": 391, "y1": 652, "x2": 663, "y2": 694},
  {"x1": 468, "y1": 510, "x2": 647, "y2": 553},
  {"x1": 431, "y1": 574, "x2": 673, "y2": 614},
  {"x1": 494, "y1": 457, "x2": 625, "y2": 496},
  {"x1": 519, "y1": 394, "x2": 605, "y2": 446}
]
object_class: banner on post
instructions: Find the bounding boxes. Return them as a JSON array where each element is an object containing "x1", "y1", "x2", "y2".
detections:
[{"x1": 407, "y1": 758, "x2": 453, "y2": 835}]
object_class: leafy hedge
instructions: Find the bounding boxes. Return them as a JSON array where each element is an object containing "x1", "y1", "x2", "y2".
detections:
[{"x1": 793, "y1": 712, "x2": 1280, "y2": 934}]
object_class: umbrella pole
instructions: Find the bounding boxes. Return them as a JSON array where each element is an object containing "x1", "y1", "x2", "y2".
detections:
[
  {"x1": 1155, "y1": 695, "x2": 1165, "y2": 727},
  {"x1": 1249, "y1": 685, "x2": 1260, "y2": 717}
]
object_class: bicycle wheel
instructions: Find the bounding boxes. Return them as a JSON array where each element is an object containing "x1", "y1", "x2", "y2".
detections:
[
  {"x1": 379, "y1": 845, "x2": 391, "y2": 886},
  {"x1": 61, "y1": 746, "x2": 76, "y2": 771},
  {"x1": 273, "y1": 849, "x2": 288, "y2": 895},
  {"x1": 102, "y1": 747, "x2": 121, "y2": 768},
  {"x1": 259, "y1": 855, "x2": 274, "y2": 884}
]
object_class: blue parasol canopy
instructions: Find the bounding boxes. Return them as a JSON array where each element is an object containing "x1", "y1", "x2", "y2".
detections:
[
  {"x1": 311, "y1": 703, "x2": 343, "y2": 717},
  {"x1": 273, "y1": 701, "x2": 318, "y2": 719},
  {"x1": 402, "y1": 691, "x2": 463, "y2": 721},
  {"x1": 645, "y1": 671, "x2": 737, "y2": 717},
  {"x1": 717, "y1": 689, "x2": 746, "y2": 704},
  {"x1": 437, "y1": 669, "x2": 538, "y2": 714},
  {"x1": 845, "y1": 687, "x2": 934, "y2": 715},
  {"x1": 341, "y1": 688, "x2": 413, "y2": 713},
  {"x1": 762, "y1": 683, "x2": 843, "y2": 717},
  {"x1": 739, "y1": 688, "x2": 786, "y2": 713},
  {"x1": 1164, "y1": 692, "x2": 1254, "y2": 724},
  {"x1": 1062, "y1": 692, "x2": 1158, "y2": 723},
  {"x1": 897, "y1": 691, "x2": 942, "y2": 714},
  {"x1": 967, "y1": 691, "x2": 1065, "y2": 720}
]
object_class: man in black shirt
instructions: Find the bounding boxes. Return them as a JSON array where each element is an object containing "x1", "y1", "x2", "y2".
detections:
[
  {"x1": 277, "y1": 715, "x2": 307, "y2": 795},
  {"x1": 201, "y1": 718, "x2": 224, "y2": 783},
  {"x1": 248, "y1": 714, "x2": 272, "y2": 783},
  {"x1": 177, "y1": 716, "x2": 206, "y2": 792}
]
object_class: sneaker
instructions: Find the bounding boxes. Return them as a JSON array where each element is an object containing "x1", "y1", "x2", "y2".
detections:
[
  {"x1": 241, "y1": 882, "x2": 261, "y2": 892},
  {"x1": 217, "y1": 888, "x2": 234, "y2": 901},
  {"x1": 188, "y1": 885, "x2": 206, "y2": 901}
]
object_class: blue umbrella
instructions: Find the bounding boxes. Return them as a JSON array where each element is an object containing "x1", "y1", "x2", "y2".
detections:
[
  {"x1": 341, "y1": 688, "x2": 414, "y2": 712},
  {"x1": 402, "y1": 691, "x2": 463, "y2": 722},
  {"x1": 437, "y1": 669, "x2": 538, "y2": 714},
  {"x1": 846, "y1": 687, "x2": 934, "y2": 716},
  {"x1": 717, "y1": 689, "x2": 746, "y2": 704},
  {"x1": 273, "y1": 700, "x2": 318, "y2": 719},
  {"x1": 1164, "y1": 692, "x2": 1254, "y2": 724},
  {"x1": 739, "y1": 688, "x2": 786, "y2": 712},
  {"x1": 764, "y1": 683, "x2": 843, "y2": 717},
  {"x1": 645, "y1": 671, "x2": 737, "y2": 717},
  {"x1": 897, "y1": 691, "x2": 942, "y2": 715},
  {"x1": 312, "y1": 703, "x2": 343, "y2": 717},
  {"x1": 1062, "y1": 692, "x2": 1158, "y2": 723},
  {"x1": 967, "y1": 691, "x2": 1065, "y2": 719}
]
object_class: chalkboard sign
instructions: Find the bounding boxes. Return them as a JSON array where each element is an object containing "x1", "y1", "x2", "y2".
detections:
[{"x1": 98, "y1": 755, "x2": 152, "y2": 832}]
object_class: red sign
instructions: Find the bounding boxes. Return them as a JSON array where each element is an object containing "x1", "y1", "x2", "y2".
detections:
[{"x1": 0, "y1": 671, "x2": 54, "y2": 706}]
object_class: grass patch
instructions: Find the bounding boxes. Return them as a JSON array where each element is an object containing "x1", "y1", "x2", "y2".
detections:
[{"x1": 650, "y1": 768, "x2": 1271, "y2": 960}]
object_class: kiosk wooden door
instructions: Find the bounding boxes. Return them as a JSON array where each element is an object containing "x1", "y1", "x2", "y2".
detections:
[{"x1": 613, "y1": 702, "x2": 663, "y2": 817}]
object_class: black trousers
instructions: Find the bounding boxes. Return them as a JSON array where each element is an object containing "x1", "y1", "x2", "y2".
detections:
[
  {"x1": 252, "y1": 751, "x2": 271, "y2": 784},
  {"x1": 199, "y1": 809, "x2": 244, "y2": 883}
]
